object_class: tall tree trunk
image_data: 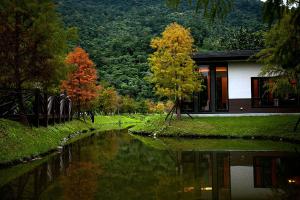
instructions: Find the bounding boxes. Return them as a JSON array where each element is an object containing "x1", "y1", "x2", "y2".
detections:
[
  {"x1": 77, "y1": 96, "x2": 81, "y2": 119},
  {"x1": 77, "y1": 78, "x2": 81, "y2": 119},
  {"x1": 17, "y1": 83, "x2": 27, "y2": 123},
  {"x1": 14, "y1": 11, "x2": 28, "y2": 125},
  {"x1": 176, "y1": 100, "x2": 181, "y2": 120},
  {"x1": 16, "y1": 83, "x2": 24, "y2": 111}
]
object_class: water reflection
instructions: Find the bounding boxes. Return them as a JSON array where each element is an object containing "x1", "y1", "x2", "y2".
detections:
[
  {"x1": 0, "y1": 131, "x2": 299, "y2": 200},
  {"x1": 175, "y1": 152, "x2": 230, "y2": 199},
  {"x1": 174, "y1": 151, "x2": 300, "y2": 200}
]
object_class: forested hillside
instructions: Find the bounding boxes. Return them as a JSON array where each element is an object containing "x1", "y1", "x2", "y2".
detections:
[{"x1": 56, "y1": 0, "x2": 267, "y2": 99}]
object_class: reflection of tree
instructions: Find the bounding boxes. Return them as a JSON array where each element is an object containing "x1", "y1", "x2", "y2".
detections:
[
  {"x1": 95, "y1": 139, "x2": 179, "y2": 199},
  {"x1": 153, "y1": 175, "x2": 181, "y2": 200},
  {"x1": 94, "y1": 132, "x2": 120, "y2": 161},
  {"x1": 62, "y1": 162, "x2": 102, "y2": 200}
]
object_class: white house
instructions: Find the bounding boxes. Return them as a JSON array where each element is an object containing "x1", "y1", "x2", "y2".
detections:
[{"x1": 182, "y1": 50, "x2": 300, "y2": 113}]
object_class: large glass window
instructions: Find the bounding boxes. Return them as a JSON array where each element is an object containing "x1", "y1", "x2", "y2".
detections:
[
  {"x1": 254, "y1": 157, "x2": 278, "y2": 188},
  {"x1": 251, "y1": 77, "x2": 299, "y2": 107},
  {"x1": 198, "y1": 66, "x2": 210, "y2": 112},
  {"x1": 181, "y1": 65, "x2": 229, "y2": 113},
  {"x1": 251, "y1": 77, "x2": 274, "y2": 107},
  {"x1": 215, "y1": 66, "x2": 228, "y2": 111}
]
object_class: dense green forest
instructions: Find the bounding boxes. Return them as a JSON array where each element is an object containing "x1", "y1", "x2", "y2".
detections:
[{"x1": 56, "y1": 0, "x2": 267, "y2": 100}]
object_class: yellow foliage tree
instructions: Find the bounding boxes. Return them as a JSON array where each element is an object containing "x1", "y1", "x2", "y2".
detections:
[{"x1": 149, "y1": 22, "x2": 201, "y2": 119}]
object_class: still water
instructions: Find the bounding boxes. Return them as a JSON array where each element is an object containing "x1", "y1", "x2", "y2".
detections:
[{"x1": 0, "y1": 130, "x2": 300, "y2": 200}]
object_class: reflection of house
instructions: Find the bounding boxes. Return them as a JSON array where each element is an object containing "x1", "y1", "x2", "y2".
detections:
[
  {"x1": 182, "y1": 50, "x2": 300, "y2": 113},
  {"x1": 175, "y1": 151, "x2": 300, "y2": 200},
  {"x1": 175, "y1": 151, "x2": 231, "y2": 200}
]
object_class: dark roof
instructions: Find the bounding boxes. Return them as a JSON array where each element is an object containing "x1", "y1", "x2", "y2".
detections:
[{"x1": 192, "y1": 50, "x2": 260, "y2": 62}]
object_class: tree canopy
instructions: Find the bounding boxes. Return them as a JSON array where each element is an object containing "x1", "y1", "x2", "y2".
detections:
[
  {"x1": 0, "y1": 0, "x2": 76, "y2": 91},
  {"x1": 166, "y1": 0, "x2": 234, "y2": 20},
  {"x1": 61, "y1": 47, "x2": 100, "y2": 116},
  {"x1": 149, "y1": 23, "x2": 201, "y2": 117},
  {"x1": 56, "y1": 0, "x2": 266, "y2": 100}
]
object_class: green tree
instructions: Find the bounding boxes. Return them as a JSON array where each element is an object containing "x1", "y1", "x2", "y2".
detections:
[
  {"x1": 0, "y1": 0, "x2": 76, "y2": 116},
  {"x1": 0, "y1": 0, "x2": 76, "y2": 90},
  {"x1": 119, "y1": 95, "x2": 138, "y2": 114},
  {"x1": 166, "y1": 0, "x2": 233, "y2": 20},
  {"x1": 256, "y1": 2, "x2": 300, "y2": 95},
  {"x1": 220, "y1": 28, "x2": 264, "y2": 50},
  {"x1": 97, "y1": 87, "x2": 120, "y2": 115},
  {"x1": 257, "y1": 13, "x2": 300, "y2": 72},
  {"x1": 166, "y1": 0, "x2": 299, "y2": 22},
  {"x1": 149, "y1": 23, "x2": 201, "y2": 119},
  {"x1": 256, "y1": 11, "x2": 300, "y2": 130},
  {"x1": 262, "y1": 0, "x2": 300, "y2": 23},
  {"x1": 136, "y1": 99, "x2": 149, "y2": 114}
]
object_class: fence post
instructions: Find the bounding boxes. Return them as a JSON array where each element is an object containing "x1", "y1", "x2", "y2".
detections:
[
  {"x1": 69, "y1": 99, "x2": 72, "y2": 121},
  {"x1": 52, "y1": 96, "x2": 55, "y2": 125},
  {"x1": 44, "y1": 93, "x2": 48, "y2": 127},
  {"x1": 34, "y1": 89, "x2": 40, "y2": 127},
  {"x1": 59, "y1": 94, "x2": 62, "y2": 123}
]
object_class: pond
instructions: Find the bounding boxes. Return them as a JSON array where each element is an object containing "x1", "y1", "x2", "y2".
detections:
[{"x1": 0, "y1": 130, "x2": 300, "y2": 200}]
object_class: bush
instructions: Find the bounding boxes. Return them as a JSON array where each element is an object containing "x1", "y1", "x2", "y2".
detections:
[
  {"x1": 97, "y1": 87, "x2": 120, "y2": 115},
  {"x1": 119, "y1": 95, "x2": 138, "y2": 113}
]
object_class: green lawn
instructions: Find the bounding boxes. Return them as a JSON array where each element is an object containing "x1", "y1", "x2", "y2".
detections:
[
  {"x1": 131, "y1": 134, "x2": 300, "y2": 152},
  {"x1": 129, "y1": 115, "x2": 300, "y2": 141},
  {"x1": 0, "y1": 115, "x2": 141, "y2": 163}
]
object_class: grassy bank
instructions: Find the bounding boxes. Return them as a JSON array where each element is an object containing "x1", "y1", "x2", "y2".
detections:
[
  {"x1": 129, "y1": 115, "x2": 300, "y2": 141},
  {"x1": 0, "y1": 115, "x2": 141, "y2": 163},
  {"x1": 131, "y1": 134, "x2": 300, "y2": 151}
]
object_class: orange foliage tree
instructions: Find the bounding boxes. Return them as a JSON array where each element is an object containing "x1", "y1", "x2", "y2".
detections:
[{"x1": 61, "y1": 47, "x2": 100, "y2": 118}]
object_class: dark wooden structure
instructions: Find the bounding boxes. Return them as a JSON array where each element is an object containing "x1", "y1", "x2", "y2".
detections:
[{"x1": 0, "y1": 89, "x2": 72, "y2": 127}]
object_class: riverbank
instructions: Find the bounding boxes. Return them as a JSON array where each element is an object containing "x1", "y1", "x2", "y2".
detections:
[
  {"x1": 131, "y1": 134, "x2": 300, "y2": 151},
  {"x1": 129, "y1": 115, "x2": 300, "y2": 142},
  {"x1": 0, "y1": 115, "x2": 141, "y2": 164}
]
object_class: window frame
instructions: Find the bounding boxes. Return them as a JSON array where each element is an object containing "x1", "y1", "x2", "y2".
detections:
[{"x1": 251, "y1": 77, "x2": 300, "y2": 108}]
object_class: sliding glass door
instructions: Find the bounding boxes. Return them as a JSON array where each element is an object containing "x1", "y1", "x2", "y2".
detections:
[
  {"x1": 181, "y1": 64, "x2": 228, "y2": 113},
  {"x1": 198, "y1": 66, "x2": 211, "y2": 112},
  {"x1": 198, "y1": 65, "x2": 228, "y2": 112},
  {"x1": 215, "y1": 66, "x2": 228, "y2": 111}
]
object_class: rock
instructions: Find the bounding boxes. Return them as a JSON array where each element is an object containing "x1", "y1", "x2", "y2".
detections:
[{"x1": 24, "y1": 156, "x2": 31, "y2": 162}]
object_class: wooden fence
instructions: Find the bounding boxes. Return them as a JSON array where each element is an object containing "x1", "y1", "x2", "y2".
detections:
[{"x1": 0, "y1": 89, "x2": 72, "y2": 127}]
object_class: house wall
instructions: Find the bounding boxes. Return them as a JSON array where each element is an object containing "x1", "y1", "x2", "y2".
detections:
[
  {"x1": 227, "y1": 61, "x2": 300, "y2": 113},
  {"x1": 230, "y1": 166, "x2": 273, "y2": 199},
  {"x1": 228, "y1": 62, "x2": 262, "y2": 99},
  {"x1": 188, "y1": 59, "x2": 300, "y2": 113},
  {"x1": 228, "y1": 98, "x2": 300, "y2": 113}
]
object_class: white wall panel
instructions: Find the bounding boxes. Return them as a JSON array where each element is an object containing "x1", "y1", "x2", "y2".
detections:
[
  {"x1": 231, "y1": 166, "x2": 272, "y2": 199},
  {"x1": 228, "y1": 62, "x2": 262, "y2": 99}
]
